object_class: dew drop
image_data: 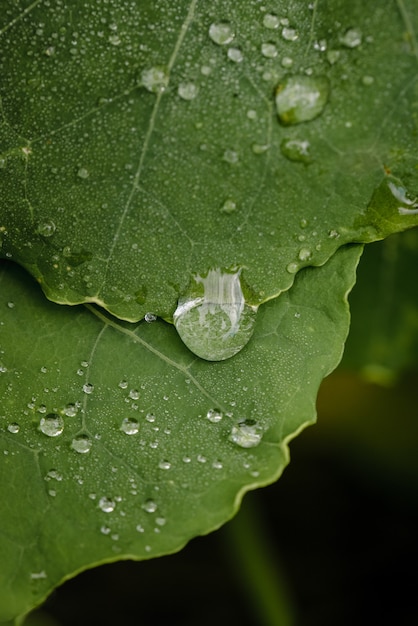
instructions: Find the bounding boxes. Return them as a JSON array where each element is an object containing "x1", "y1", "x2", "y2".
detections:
[
  {"x1": 212, "y1": 460, "x2": 223, "y2": 469},
  {"x1": 37, "y1": 221, "x2": 56, "y2": 237},
  {"x1": 156, "y1": 517, "x2": 166, "y2": 526},
  {"x1": 286, "y1": 262, "x2": 299, "y2": 274},
  {"x1": 326, "y1": 50, "x2": 340, "y2": 65},
  {"x1": 141, "y1": 67, "x2": 169, "y2": 93},
  {"x1": 120, "y1": 417, "x2": 139, "y2": 435},
  {"x1": 206, "y1": 408, "x2": 223, "y2": 423},
  {"x1": 83, "y1": 382, "x2": 94, "y2": 394},
  {"x1": 45, "y1": 469, "x2": 62, "y2": 481},
  {"x1": 261, "y1": 42, "x2": 278, "y2": 58},
  {"x1": 144, "y1": 312, "x2": 157, "y2": 323},
  {"x1": 220, "y1": 199, "x2": 237, "y2": 214},
  {"x1": 39, "y1": 414, "x2": 64, "y2": 437},
  {"x1": 252, "y1": 143, "x2": 270, "y2": 155},
  {"x1": 280, "y1": 138, "x2": 311, "y2": 163},
  {"x1": 178, "y1": 82, "x2": 199, "y2": 101},
  {"x1": 227, "y1": 47, "x2": 243, "y2": 63},
  {"x1": 281, "y1": 56, "x2": 293, "y2": 68},
  {"x1": 128, "y1": 389, "x2": 139, "y2": 400},
  {"x1": 98, "y1": 497, "x2": 116, "y2": 513},
  {"x1": 281, "y1": 27, "x2": 299, "y2": 41},
  {"x1": 275, "y1": 75, "x2": 330, "y2": 125},
  {"x1": 298, "y1": 248, "x2": 312, "y2": 261},
  {"x1": 387, "y1": 180, "x2": 418, "y2": 215},
  {"x1": 362, "y1": 75, "x2": 374, "y2": 86},
  {"x1": 7, "y1": 423, "x2": 20, "y2": 434},
  {"x1": 71, "y1": 434, "x2": 92, "y2": 454},
  {"x1": 158, "y1": 460, "x2": 171, "y2": 470},
  {"x1": 77, "y1": 167, "x2": 89, "y2": 179},
  {"x1": 263, "y1": 13, "x2": 280, "y2": 29},
  {"x1": 118, "y1": 380, "x2": 128, "y2": 389},
  {"x1": 339, "y1": 28, "x2": 362, "y2": 48},
  {"x1": 142, "y1": 499, "x2": 158, "y2": 513},
  {"x1": 209, "y1": 22, "x2": 234, "y2": 46},
  {"x1": 223, "y1": 149, "x2": 239, "y2": 164},
  {"x1": 173, "y1": 268, "x2": 258, "y2": 361},
  {"x1": 108, "y1": 34, "x2": 121, "y2": 46},
  {"x1": 63, "y1": 403, "x2": 78, "y2": 417},
  {"x1": 230, "y1": 420, "x2": 262, "y2": 448}
]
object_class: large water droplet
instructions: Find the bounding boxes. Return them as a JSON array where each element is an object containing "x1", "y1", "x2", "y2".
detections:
[
  {"x1": 39, "y1": 414, "x2": 64, "y2": 437},
  {"x1": 230, "y1": 420, "x2": 262, "y2": 448},
  {"x1": 209, "y1": 22, "x2": 235, "y2": 45},
  {"x1": 173, "y1": 268, "x2": 258, "y2": 361},
  {"x1": 141, "y1": 67, "x2": 169, "y2": 93},
  {"x1": 388, "y1": 181, "x2": 418, "y2": 215},
  {"x1": 275, "y1": 75, "x2": 330, "y2": 125}
]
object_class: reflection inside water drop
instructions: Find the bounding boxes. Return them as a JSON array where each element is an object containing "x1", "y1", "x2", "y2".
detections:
[
  {"x1": 230, "y1": 420, "x2": 262, "y2": 448},
  {"x1": 173, "y1": 268, "x2": 258, "y2": 361}
]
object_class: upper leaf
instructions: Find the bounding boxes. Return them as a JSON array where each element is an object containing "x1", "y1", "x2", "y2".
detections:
[{"x1": 1, "y1": 0, "x2": 417, "y2": 321}]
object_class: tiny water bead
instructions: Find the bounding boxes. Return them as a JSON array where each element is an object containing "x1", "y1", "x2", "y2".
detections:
[
  {"x1": 39, "y1": 414, "x2": 64, "y2": 437},
  {"x1": 7, "y1": 423, "x2": 20, "y2": 434},
  {"x1": 263, "y1": 13, "x2": 280, "y2": 29},
  {"x1": 71, "y1": 434, "x2": 92, "y2": 453},
  {"x1": 281, "y1": 27, "x2": 299, "y2": 41},
  {"x1": 173, "y1": 268, "x2": 258, "y2": 361},
  {"x1": 230, "y1": 420, "x2": 262, "y2": 448},
  {"x1": 275, "y1": 75, "x2": 330, "y2": 125},
  {"x1": 286, "y1": 262, "x2": 299, "y2": 274},
  {"x1": 220, "y1": 199, "x2": 237, "y2": 214},
  {"x1": 261, "y1": 42, "x2": 278, "y2": 58},
  {"x1": 82, "y1": 382, "x2": 94, "y2": 394},
  {"x1": 209, "y1": 22, "x2": 234, "y2": 45},
  {"x1": 77, "y1": 167, "x2": 89, "y2": 179},
  {"x1": 120, "y1": 417, "x2": 139, "y2": 435},
  {"x1": 144, "y1": 312, "x2": 157, "y2": 323},
  {"x1": 339, "y1": 28, "x2": 362, "y2": 48}
]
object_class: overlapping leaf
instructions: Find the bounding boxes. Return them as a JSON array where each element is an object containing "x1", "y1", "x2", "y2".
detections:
[{"x1": 1, "y1": 0, "x2": 417, "y2": 320}]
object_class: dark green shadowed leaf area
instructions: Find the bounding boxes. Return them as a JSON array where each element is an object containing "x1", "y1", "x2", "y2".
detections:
[
  {"x1": 0, "y1": 0, "x2": 417, "y2": 321},
  {"x1": 0, "y1": 244, "x2": 360, "y2": 620}
]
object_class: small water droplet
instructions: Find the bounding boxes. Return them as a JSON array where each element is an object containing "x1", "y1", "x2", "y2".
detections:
[
  {"x1": 71, "y1": 434, "x2": 92, "y2": 454},
  {"x1": 339, "y1": 28, "x2": 362, "y2": 48},
  {"x1": 158, "y1": 460, "x2": 171, "y2": 470},
  {"x1": 230, "y1": 420, "x2": 262, "y2": 448},
  {"x1": 300, "y1": 218, "x2": 308, "y2": 228},
  {"x1": 45, "y1": 469, "x2": 62, "y2": 481},
  {"x1": 37, "y1": 221, "x2": 56, "y2": 237},
  {"x1": 206, "y1": 408, "x2": 223, "y2": 423},
  {"x1": 247, "y1": 109, "x2": 257, "y2": 120},
  {"x1": 298, "y1": 248, "x2": 312, "y2": 261},
  {"x1": 314, "y1": 39, "x2": 327, "y2": 52},
  {"x1": 39, "y1": 414, "x2": 64, "y2": 437},
  {"x1": 227, "y1": 47, "x2": 243, "y2": 62},
  {"x1": 212, "y1": 460, "x2": 223, "y2": 469},
  {"x1": 178, "y1": 82, "x2": 199, "y2": 101},
  {"x1": 128, "y1": 389, "x2": 139, "y2": 400},
  {"x1": 108, "y1": 34, "x2": 121, "y2": 46},
  {"x1": 387, "y1": 180, "x2": 418, "y2": 215},
  {"x1": 173, "y1": 268, "x2": 258, "y2": 361},
  {"x1": 209, "y1": 22, "x2": 235, "y2": 46},
  {"x1": 141, "y1": 67, "x2": 169, "y2": 93},
  {"x1": 223, "y1": 149, "x2": 239, "y2": 164},
  {"x1": 146, "y1": 413, "x2": 156, "y2": 422},
  {"x1": 362, "y1": 75, "x2": 374, "y2": 86},
  {"x1": 220, "y1": 199, "x2": 237, "y2": 214},
  {"x1": 101, "y1": 525, "x2": 111, "y2": 535},
  {"x1": 261, "y1": 42, "x2": 278, "y2": 58},
  {"x1": 156, "y1": 517, "x2": 166, "y2": 526},
  {"x1": 263, "y1": 13, "x2": 280, "y2": 29},
  {"x1": 63, "y1": 403, "x2": 78, "y2": 417},
  {"x1": 275, "y1": 75, "x2": 330, "y2": 125},
  {"x1": 7, "y1": 423, "x2": 20, "y2": 434},
  {"x1": 98, "y1": 497, "x2": 116, "y2": 513},
  {"x1": 83, "y1": 382, "x2": 94, "y2": 394},
  {"x1": 77, "y1": 167, "x2": 89, "y2": 179},
  {"x1": 142, "y1": 499, "x2": 158, "y2": 513},
  {"x1": 326, "y1": 50, "x2": 340, "y2": 65},
  {"x1": 144, "y1": 312, "x2": 157, "y2": 323},
  {"x1": 252, "y1": 143, "x2": 270, "y2": 155},
  {"x1": 281, "y1": 56, "x2": 293, "y2": 68},
  {"x1": 286, "y1": 262, "x2": 299, "y2": 274},
  {"x1": 120, "y1": 417, "x2": 139, "y2": 435},
  {"x1": 118, "y1": 379, "x2": 128, "y2": 389},
  {"x1": 281, "y1": 27, "x2": 299, "y2": 41},
  {"x1": 281, "y1": 138, "x2": 311, "y2": 163},
  {"x1": 328, "y1": 229, "x2": 340, "y2": 239}
]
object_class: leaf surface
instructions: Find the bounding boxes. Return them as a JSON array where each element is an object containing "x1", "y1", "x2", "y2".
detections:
[
  {"x1": 0, "y1": 244, "x2": 360, "y2": 620},
  {"x1": 0, "y1": 0, "x2": 417, "y2": 320}
]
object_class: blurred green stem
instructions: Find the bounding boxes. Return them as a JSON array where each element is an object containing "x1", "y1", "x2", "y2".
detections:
[{"x1": 222, "y1": 493, "x2": 295, "y2": 626}]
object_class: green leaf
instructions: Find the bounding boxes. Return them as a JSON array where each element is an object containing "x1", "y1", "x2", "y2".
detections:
[
  {"x1": 0, "y1": 243, "x2": 361, "y2": 621},
  {"x1": 343, "y1": 229, "x2": 418, "y2": 383},
  {"x1": 1, "y1": 0, "x2": 417, "y2": 321}
]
